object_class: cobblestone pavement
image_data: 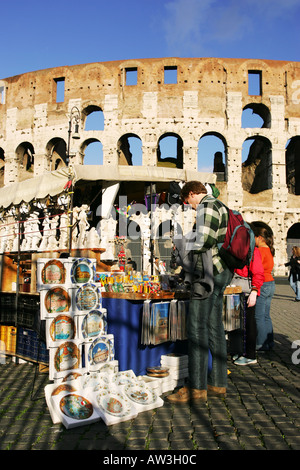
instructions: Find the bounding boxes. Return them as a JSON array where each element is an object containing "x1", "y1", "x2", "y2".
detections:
[{"x1": 0, "y1": 278, "x2": 300, "y2": 452}]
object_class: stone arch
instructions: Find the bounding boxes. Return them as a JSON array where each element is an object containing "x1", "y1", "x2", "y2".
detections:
[
  {"x1": 287, "y1": 222, "x2": 300, "y2": 257},
  {"x1": 118, "y1": 59, "x2": 146, "y2": 86},
  {"x1": 286, "y1": 136, "x2": 300, "y2": 195},
  {"x1": 192, "y1": 58, "x2": 227, "y2": 88},
  {"x1": 117, "y1": 134, "x2": 142, "y2": 166},
  {"x1": 242, "y1": 136, "x2": 272, "y2": 193},
  {"x1": 242, "y1": 103, "x2": 271, "y2": 128},
  {"x1": 81, "y1": 138, "x2": 103, "y2": 165},
  {"x1": 198, "y1": 132, "x2": 227, "y2": 181},
  {"x1": 46, "y1": 138, "x2": 67, "y2": 170},
  {"x1": 83, "y1": 105, "x2": 104, "y2": 131},
  {"x1": 16, "y1": 142, "x2": 35, "y2": 181},
  {"x1": 157, "y1": 133, "x2": 183, "y2": 169}
]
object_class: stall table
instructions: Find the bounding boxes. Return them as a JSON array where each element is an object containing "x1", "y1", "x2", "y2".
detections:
[{"x1": 102, "y1": 293, "x2": 188, "y2": 376}]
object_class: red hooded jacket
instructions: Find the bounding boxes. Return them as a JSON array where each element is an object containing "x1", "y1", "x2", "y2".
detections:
[{"x1": 234, "y1": 247, "x2": 264, "y2": 296}]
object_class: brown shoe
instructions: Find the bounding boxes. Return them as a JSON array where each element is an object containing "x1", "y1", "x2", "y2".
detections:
[
  {"x1": 167, "y1": 386, "x2": 207, "y2": 403},
  {"x1": 207, "y1": 385, "x2": 226, "y2": 398}
]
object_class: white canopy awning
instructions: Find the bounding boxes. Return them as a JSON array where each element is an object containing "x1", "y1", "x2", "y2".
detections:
[{"x1": 0, "y1": 165, "x2": 216, "y2": 209}]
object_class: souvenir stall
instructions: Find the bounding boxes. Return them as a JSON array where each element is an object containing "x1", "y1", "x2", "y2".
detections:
[
  {"x1": 0, "y1": 166, "x2": 216, "y2": 374},
  {"x1": 0, "y1": 165, "x2": 246, "y2": 427}
]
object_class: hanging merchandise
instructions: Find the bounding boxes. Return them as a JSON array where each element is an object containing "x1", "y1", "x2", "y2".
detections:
[
  {"x1": 141, "y1": 299, "x2": 188, "y2": 345},
  {"x1": 222, "y1": 294, "x2": 242, "y2": 331},
  {"x1": 150, "y1": 302, "x2": 169, "y2": 345}
]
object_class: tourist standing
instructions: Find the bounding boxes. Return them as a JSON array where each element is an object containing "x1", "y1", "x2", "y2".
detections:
[
  {"x1": 232, "y1": 246, "x2": 264, "y2": 365},
  {"x1": 167, "y1": 181, "x2": 232, "y2": 403},
  {"x1": 284, "y1": 246, "x2": 300, "y2": 302},
  {"x1": 252, "y1": 223, "x2": 275, "y2": 352}
]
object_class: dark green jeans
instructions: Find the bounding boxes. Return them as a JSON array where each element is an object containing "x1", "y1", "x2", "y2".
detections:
[{"x1": 187, "y1": 267, "x2": 233, "y2": 390}]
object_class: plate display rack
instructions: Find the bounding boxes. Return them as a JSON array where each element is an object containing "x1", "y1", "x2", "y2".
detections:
[{"x1": 38, "y1": 257, "x2": 163, "y2": 428}]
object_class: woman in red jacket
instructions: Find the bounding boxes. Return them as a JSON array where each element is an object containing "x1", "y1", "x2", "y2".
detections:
[{"x1": 232, "y1": 246, "x2": 264, "y2": 365}]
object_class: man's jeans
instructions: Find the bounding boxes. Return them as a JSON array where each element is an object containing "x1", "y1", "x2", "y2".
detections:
[
  {"x1": 255, "y1": 280, "x2": 275, "y2": 351},
  {"x1": 187, "y1": 267, "x2": 233, "y2": 390}
]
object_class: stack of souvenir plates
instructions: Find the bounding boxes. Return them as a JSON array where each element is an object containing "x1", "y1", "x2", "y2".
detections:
[
  {"x1": 45, "y1": 368, "x2": 165, "y2": 428},
  {"x1": 37, "y1": 257, "x2": 117, "y2": 383}
]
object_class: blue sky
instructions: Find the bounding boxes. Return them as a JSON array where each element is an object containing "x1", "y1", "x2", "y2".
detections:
[
  {"x1": 1, "y1": 0, "x2": 299, "y2": 79},
  {"x1": 1, "y1": 0, "x2": 299, "y2": 170}
]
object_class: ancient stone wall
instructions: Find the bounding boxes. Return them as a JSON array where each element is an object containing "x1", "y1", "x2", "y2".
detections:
[{"x1": 0, "y1": 57, "x2": 299, "y2": 274}]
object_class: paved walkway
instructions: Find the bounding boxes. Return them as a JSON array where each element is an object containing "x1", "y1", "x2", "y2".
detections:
[{"x1": 0, "y1": 278, "x2": 300, "y2": 452}]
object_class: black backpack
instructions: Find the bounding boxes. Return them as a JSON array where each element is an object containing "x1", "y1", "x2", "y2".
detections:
[{"x1": 167, "y1": 181, "x2": 181, "y2": 206}]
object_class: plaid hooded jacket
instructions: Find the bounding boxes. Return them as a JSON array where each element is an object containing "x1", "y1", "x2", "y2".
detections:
[{"x1": 193, "y1": 194, "x2": 229, "y2": 275}]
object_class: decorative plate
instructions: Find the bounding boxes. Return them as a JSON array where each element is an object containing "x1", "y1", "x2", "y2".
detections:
[
  {"x1": 54, "y1": 341, "x2": 80, "y2": 372},
  {"x1": 83, "y1": 373, "x2": 108, "y2": 391},
  {"x1": 60, "y1": 394, "x2": 94, "y2": 420},
  {"x1": 44, "y1": 287, "x2": 71, "y2": 314},
  {"x1": 71, "y1": 258, "x2": 95, "y2": 284},
  {"x1": 50, "y1": 314, "x2": 76, "y2": 341},
  {"x1": 81, "y1": 310, "x2": 107, "y2": 339},
  {"x1": 87, "y1": 337, "x2": 113, "y2": 366},
  {"x1": 62, "y1": 372, "x2": 83, "y2": 382},
  {"x1": 51, "y1": 384, "x2": 77, "y2": 396},
  {"x1": 124, "y1": 383, "x2": 158, "y2": 405},
  {"x1": 75, "y1": 283, "x2": 101, "y2": 311},
  {"x1": 147, "y1": 366, "x2": 169, "y2": 374},
  {"x1": 96, "y1": 390, "x2": 132, "y2": 418},
  {"x1": 41, "y1": 259, "x2": 66, "y2": 285},
  {"x1": 112, "y1": 371, "x2": 137, "y2": 386}
]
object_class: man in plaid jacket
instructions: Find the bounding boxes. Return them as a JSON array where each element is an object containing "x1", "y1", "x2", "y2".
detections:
[{"x1": 167, "y1": 181, "x2": 233, "y2": 403}]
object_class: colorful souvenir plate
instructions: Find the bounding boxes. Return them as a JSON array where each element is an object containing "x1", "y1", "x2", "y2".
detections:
[
  {"x1": 44, "y1": 287, "x2": 71, "y2": 314},
  {"x1": 75, "y1": 283, "x2": 101, "y2": 311},
  {"x1": 71, "y1": 258, "x2": 95, "y2": 284},
  {"x1": 50, "y1": 314, "x2": 76, "y2": 341},
  {"x1": 60, "y1": 394, "x2": 94, "y2": 420},
  {"x1": 62, "y1": 372, "x2": 83, "y2": 382},
  {"x1": 41, "y1": 259, "x2": 66, "y2": 285},
  {"x1": 54, "y1": 341, "x2": 80, "y2": 372},
  {"x1": 81, "y1": 310, "x2": 107, "y2": 339},
  {"x1": 96, "y1": 390, "x2": 132, "y2": 418},
  {"x1": 124, "y1": 383, "x2": 158, "y2": 405},
  {"x1": 51, "y1": 384, "x2": 77, "y2": 396},
  {"x1": 87, "y1": 337, "x2": 113, "y2": 365}
]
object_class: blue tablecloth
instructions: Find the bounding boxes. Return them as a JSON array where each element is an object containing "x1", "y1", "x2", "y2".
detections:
[{"x1": 102, "y1": 297, "x2": 188, "y2": 376}]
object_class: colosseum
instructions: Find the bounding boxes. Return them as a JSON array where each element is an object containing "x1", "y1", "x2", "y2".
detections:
[{"x1": 0, "y1": 57, "x2": 299, "y2": 280}]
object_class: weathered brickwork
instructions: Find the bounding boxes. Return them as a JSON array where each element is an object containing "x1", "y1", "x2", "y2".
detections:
[{"x1": 0, "y1": 57, "x2": 299, "y2": 273}]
